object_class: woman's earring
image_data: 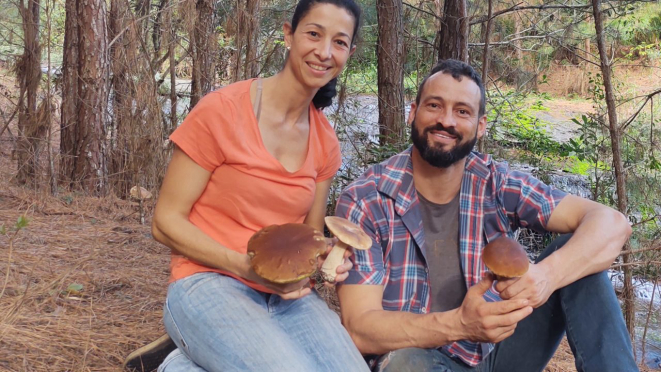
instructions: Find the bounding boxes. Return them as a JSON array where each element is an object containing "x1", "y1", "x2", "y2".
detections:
[{"x1": 286, "y1": 46, "x2": 291, "y2": 51}]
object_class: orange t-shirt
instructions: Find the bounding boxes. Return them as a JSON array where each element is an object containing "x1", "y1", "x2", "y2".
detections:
[{"x1": 168, "y1": 79, "x2": 342, "y2": 292}]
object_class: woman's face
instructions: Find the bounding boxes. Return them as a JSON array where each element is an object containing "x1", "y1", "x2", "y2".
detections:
[{"x1": 284, "y1": 3, "x2": 356, "y2": 91}]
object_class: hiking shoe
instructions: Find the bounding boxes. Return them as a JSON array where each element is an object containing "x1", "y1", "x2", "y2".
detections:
[{"x1": 123, "y1": 334, "x2": 177, "y2": 372}]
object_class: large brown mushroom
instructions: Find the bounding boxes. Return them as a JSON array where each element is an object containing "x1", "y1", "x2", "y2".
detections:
[
  {"x1": 247, "y1": 223, "x2": 327, "y2": 284},
  {"x1": 320, "y1": 216, "x2": 372, "y2": 282},
  {"x1": 482, "y1": 236, "x2": 530, "y2": 279}
]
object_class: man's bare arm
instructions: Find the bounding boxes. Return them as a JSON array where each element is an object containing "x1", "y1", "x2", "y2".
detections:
[
  {"x1": 338, "y1": 277, "x2": 532, "y2": 355},
  {"x1": 497, "y1": 195, "x2": 631, "y2": 306}
]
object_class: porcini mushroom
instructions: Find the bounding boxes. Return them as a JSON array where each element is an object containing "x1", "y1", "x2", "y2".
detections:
[
  {"x1": 482, "y1": 236, "x2": 530, "y2": 279},
  {"x1": 247, "y1": 223, "x2": 327, "y2": 284},
  {"x1": 129, "y1": 186, "x2": 152, "y2": 201},
  {"x1": 320, "y1": 216, "x2": 372, "y2": 282}
]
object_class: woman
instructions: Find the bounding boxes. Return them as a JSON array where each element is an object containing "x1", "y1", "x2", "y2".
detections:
[{"x1": 151, "y1": 1, "x2": 368, "y2": 371}]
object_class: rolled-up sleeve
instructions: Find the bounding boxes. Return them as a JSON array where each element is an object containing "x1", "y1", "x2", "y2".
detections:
[
  {"x1": 500, "y1": 170, "x2": 567, "y2": 232},
  {"x1": 335, "y1": 188, "x2": 386, "y2": 286}
]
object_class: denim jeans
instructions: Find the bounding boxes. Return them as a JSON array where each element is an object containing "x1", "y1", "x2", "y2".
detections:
[
  {"x1": 157, "y1": 272, "x2": 369, "y2": 372},
  {"x1": 373, "y1": 235, "x2": 638, "y2": 372}
]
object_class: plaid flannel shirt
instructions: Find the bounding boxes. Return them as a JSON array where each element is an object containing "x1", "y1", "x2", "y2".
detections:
[{"x1": 336, "y1": 147, "x2": 566, "y2": 367}]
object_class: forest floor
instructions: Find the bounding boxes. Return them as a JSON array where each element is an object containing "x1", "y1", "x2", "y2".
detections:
[{"x1": 1, "y1": 61, "x2": 660, "y2": 371}]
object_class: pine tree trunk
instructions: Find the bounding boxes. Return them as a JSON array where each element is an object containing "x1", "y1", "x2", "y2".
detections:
[
  {"x1": 190, "y1": 0, "x2": 215, "y2": 108},
  {"x1": 15, "y1": 0, "x2": 43, "y2": 184},
  {"x1": 60, "y1": 0, "x2": 109, "y2": 195},
  {"x1": 376, "y1": 0, "x2": 405, "y2": 145},
  {"x1": 437, "y1": 0, "x2": 468, "y2": 62},
  {"x1": 60, "y1": 0, "x2": 79, "y2": 180},
  {"x1": 243, "y1": 0, "x2": 261, "y2": 79}
]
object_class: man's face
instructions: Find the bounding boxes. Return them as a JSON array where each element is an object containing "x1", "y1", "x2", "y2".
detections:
[{"x1": 409, "y1": 72, "x2": 486, "y2": 168}]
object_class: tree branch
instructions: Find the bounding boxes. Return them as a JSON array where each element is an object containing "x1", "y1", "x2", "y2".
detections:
[{"x1": 621, "y1": 88, "x2": 661, "y2": 130}]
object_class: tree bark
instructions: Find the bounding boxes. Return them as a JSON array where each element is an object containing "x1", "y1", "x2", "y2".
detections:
[
  {"x1": 376, "y1": 0, "x2": 405, "y2": 145},
  {"x1": 60, "y1": 0, "x2": 109, "y2": 195},
  {"x1": 514, "y1": 14, "x2": 523, "y2": 63},
  {"x1": 60, "y1": 0, "x2": 79, "y2": 180},
  {"x1": 170, "y1": 19, "x2": 178, "y2": 133},
  {"x1": 591, "y1": 0, "x2": 634, "y2": 340},
  {"x1": 481, "y1": 0, "x2": 493, "y2": 87},
  {"x1": 15, "y1": 0, "x2": 43, "y2": 184},
  {"x1": 243, "y1": 0, "x2": 261, "y2": 79},
  {"x1": 190, "y1": 0, "x2": 216, "y2": 108},
  {"x1": 438, "y1": 0, "x2": 469, "y2": 62}
]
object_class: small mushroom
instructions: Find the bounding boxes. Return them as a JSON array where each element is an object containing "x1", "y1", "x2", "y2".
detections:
[
  {"x1": 129, "y1": 186, "x2": 152, "y2": 201},
  {"x1": 320, "y1": 216, "x2": 372, "y2": 283},
  {"x1": 247, "y1": 223, "x2": 327, "y2": 284},
  {"x1": 482, "y1": 236, "x2": 530, "y2": 279}
]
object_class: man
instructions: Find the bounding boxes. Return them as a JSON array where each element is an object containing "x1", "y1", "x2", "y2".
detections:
[{"x1": 335, "y1": 59, "x2": 637, "y2": 372}]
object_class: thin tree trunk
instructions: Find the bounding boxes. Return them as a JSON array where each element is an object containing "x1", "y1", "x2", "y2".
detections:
[
  {"x1": 514, "y1": 14, "x2": 522, "y2": 63},
  {"x1": 376, "y1": 0, "x2": 405, "y2": 145},
  {"x1": 591, "y1": 0, "x2": 634, "y2": 340},
  {"x1": 478, "y1": 0, "x2": 494, "y2": 154},
  {"x1": 15, "y1": 0, "x2": 43, "y2": 184},
  {"x1": 60, "y1": 0, "x2": 79, "y2": 180},
  {"x1": 45, "y1": 0, "x2": 57, "y2": 195},
  {"x1": 169, "y1": 16, "x2": 177, "y2": 132},
  {"x1": 481, "y1": 0, "x2": 493, "y2": 88},
  {"x1": 438, "y1": 0, "x2": 469, "y2": 62}
]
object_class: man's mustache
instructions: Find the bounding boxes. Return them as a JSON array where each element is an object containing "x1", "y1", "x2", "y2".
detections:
[{"x1": 422, "y1": 123, "x2": 462, "y2": 140}]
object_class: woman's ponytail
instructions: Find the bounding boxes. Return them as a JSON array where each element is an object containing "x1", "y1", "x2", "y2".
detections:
[{"x1": 312, "y1": 77, "x2": 338, "y2": 109}]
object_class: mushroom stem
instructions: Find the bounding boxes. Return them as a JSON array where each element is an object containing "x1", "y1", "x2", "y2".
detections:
[{"x1": 320, "y1": 241, "x2": 348, "y2": 282}]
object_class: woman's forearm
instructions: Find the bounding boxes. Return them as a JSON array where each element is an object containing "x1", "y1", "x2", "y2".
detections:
[{"x1": 152, "y1": 212, "x2": 251, "y2": 278}]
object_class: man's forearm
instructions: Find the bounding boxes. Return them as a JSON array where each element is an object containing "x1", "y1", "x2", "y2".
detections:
[
  {"x1": 543, "y1": 208, "x2": 631, "y2": 289},
  {"x1": 344, "y1": 308, "x2": 462, "y2": 355}
]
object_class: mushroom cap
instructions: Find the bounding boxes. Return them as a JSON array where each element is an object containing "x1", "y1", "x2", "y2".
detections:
[
  {"x1": 129, "y1": 186, "x2": 152, "y2": 201},
  {"x1": 324, "y1": 216, "x2": 372, "y2": 250},
  {"x1": 247, "y1": 223, "x2": 327, "y2": 284},
  {"x1": 482, "y1": 236, "x2": 530, "y2": 278}
]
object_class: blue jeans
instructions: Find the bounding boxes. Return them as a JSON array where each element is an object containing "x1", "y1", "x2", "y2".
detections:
[
  {"x1": 373, "y1": 235, "x2": 638, "y2": 372},
  {"x1": 157, "y1": 272, "x2": 368, "y2": 372}
]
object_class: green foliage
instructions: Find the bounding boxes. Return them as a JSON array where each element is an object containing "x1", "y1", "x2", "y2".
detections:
[
  {"x1": 608, "y1": 3, "x2": 661, "y2": 47},
  {"x1": 15, "y1": 215, "x2": 29, "y2": 230},
  {"x1": 624, "y1": 42, "x2": 661, "y2": 62},
  {"x1": 62, "y1": 283, "x2": 84, "y2": 296},
  {"x1": 487, "y1": 91, "x2": 566, "y2": 166}
]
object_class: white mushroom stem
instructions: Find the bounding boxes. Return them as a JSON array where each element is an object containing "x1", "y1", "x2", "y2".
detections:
[{"x1": 320, "y1": 241, "x2": 348, "y2": 282}]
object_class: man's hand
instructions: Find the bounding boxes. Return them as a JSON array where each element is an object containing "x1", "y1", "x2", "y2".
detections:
[
  {"x1": 454, "y1": 273, "x2": 533, "y2": 343},
  {"x1": 495, "y1": 263, "x2": 557, "y2": 308}
]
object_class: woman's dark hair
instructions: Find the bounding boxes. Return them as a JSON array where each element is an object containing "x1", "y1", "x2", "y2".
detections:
[{"x1": 290, "y1": 0, "x2": 361, "y2": 109}]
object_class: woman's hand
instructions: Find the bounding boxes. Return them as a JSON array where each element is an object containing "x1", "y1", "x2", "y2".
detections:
[
  {"x1": 239, "y1": 254, "x2": 313, "y2": 300},
  {"x1": 317, "y1": 237, "x2": 355, "y2": 286}
]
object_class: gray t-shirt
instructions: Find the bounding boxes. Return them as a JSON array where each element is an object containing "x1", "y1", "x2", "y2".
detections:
[{"x1": 418, "y1": 192, "x2": 467, "y2": 312}]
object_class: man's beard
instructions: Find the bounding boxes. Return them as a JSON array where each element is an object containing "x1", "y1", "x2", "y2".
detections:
[{"x1": 410, "y1": 119, "x2": 478, "y2": 168}]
